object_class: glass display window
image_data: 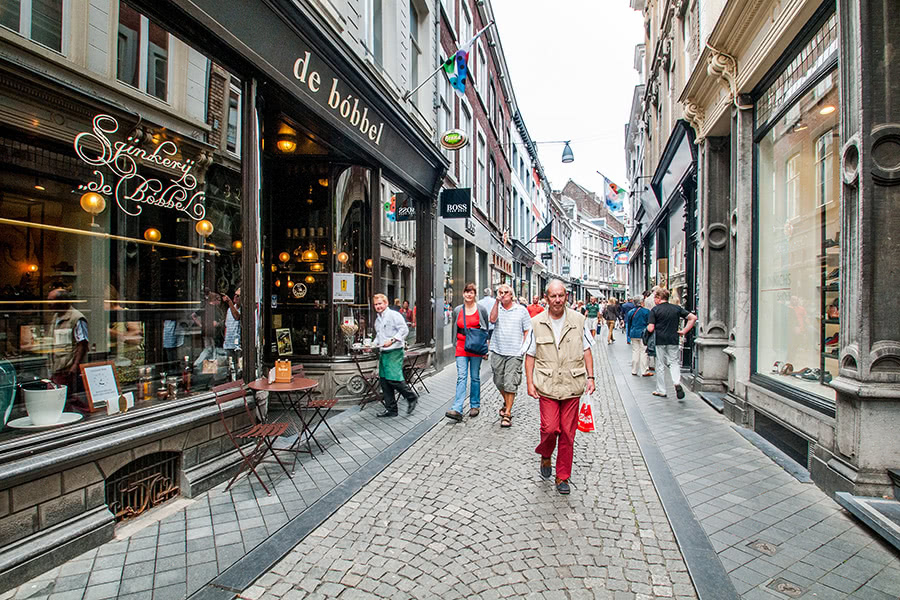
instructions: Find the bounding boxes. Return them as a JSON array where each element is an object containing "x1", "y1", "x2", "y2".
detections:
[
  {"x1": 379, "y1": 178, "x2": 416, "y2": 340},
  {"x1": 755, "y1": 67, "x2": 839, "y2": 401},
  {"x1": 0, "y1": 119, "x2": 243, "y2": 437}
]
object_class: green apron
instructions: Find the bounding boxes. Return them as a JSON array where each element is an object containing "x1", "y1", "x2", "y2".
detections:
[{"x1": 379, "y1": 348, "x2": 405, "y2": 381}]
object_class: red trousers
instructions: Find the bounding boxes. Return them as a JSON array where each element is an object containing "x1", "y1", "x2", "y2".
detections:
[{"x1": 535, "y1": 395, "x2": 580, "y2": 481}]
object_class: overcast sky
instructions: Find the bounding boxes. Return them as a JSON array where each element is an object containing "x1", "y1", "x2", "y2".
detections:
[{"x1": 491, "y1": 0, "x2": 644, "y2": 195}]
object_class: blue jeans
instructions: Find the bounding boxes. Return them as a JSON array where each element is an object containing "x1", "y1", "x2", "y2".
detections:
[{"x1": 453, "y1": 355, "x2": 482, "y2": 413}]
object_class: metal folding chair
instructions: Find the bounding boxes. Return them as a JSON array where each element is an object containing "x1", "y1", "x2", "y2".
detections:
[
  {"x1": 403, "y1": 350, "x2": 430, "y2": 394},
  {"x1": 352, "y1": 352, "x2": 383, "y2": 409},
  {"x1": 213, "y1": 380, "x2": 293, "y2": 495}
]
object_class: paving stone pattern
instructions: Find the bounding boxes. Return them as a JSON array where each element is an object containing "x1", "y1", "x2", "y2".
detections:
[
  {"x1": 606, "y1": 338, "x2": 900, "y2": 600},
  {"x1": 0, "y1": 370, "x2": 451, "y2": 600},
  {"x1": 241, "y1": 348, "x2": 699, "y2": 600}
]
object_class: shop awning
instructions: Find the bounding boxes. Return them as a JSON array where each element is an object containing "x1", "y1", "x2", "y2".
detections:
[{"x1": 586, "y1": 288, "x2": 603, "y2": 296}]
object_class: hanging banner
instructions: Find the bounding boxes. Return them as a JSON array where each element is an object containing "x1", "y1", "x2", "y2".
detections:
[{"x1": 439, "y1": 188, "x2": 472, "y2": 218}]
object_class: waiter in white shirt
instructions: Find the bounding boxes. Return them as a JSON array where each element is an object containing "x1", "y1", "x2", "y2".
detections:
[{"x1": 373, "y1": 293, "x2": 417, "y2": 417}]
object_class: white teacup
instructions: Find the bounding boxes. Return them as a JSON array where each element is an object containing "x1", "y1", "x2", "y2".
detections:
[{"x1": 23, "y1": 385, "x2": 67, "y2": 426}]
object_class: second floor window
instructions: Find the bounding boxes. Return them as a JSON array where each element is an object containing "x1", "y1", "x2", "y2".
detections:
[
  {"x1": 366, "y1": 0, "x2": 383, "y2": 66},
  {"x1": 408, "y1": 1, "x2": 420, "y2": 100},
  {"x1": 0, "y1": 0, "x2": 63, "y2": 53},
  {"x1": 226, "y1": 83, "x2": 241, "y2": 155},
  {"x1": 117, "y1": 2, "x2": 168, "y2": 101}
]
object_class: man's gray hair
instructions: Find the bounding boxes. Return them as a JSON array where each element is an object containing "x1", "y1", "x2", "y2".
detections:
[{"x1": 545, "y1": 279, "x2": 567, "y2": 294}]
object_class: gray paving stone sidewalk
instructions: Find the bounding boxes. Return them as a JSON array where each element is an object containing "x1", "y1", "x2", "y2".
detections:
[
  {"x1": 605, "y1": 336, "x2": 900, "y2": 599},
  {"x1": 0, "y1": 367, "x2": 456, "y2": 600},
  {"x1": 240, "y1": 346, "x2": 699, "y2": 600}
]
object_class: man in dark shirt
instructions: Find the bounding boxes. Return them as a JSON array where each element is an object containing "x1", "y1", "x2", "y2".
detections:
[{"x1": 647, "y1": 288, "x2": 697, "y2": 399}]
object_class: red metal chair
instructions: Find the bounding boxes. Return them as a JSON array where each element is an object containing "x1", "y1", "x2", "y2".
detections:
[
  {"x1": 213, "y1": 380, "x2": 293, "y2": 495},
  {"x1": 351, "y1": 352, "x2": 383, "y2": 409}
]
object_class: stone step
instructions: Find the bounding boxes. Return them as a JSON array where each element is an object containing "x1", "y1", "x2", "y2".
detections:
[{"x1": 835, "y1": 492, "x2": 900, "y2": 552}]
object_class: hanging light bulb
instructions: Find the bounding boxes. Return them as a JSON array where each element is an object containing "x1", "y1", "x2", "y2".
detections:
[
  {"x1": 305, "y1": 275, "x2": 315, "y2": 283},
  {"x1": 232, "y1": 240, "x2": 243, "y2": 250},
  {"x1": 306, "y1": 186, "x2": 314, "y2": 205},
  {"x1": 143, "y1": 228, "x2": 161, "y2": 243},
  {"x1": 561, "y1": 141, "x2": 574, "y2": 163},
  {"x1": 279, "y1": 251, "x2": 291, "y2": 263},
  {"x1": 302, "y1": 243, "x2": 318, "y2": 262},
  {"x1": 80, "y1": 191, "x2": 106, "y2": 227},
  {"x1": 34, "y1": 177, "x2": 45, "y2": 191},
  {"x1": 365, "y1": 258, "x2": 373, "y2": 269},
  {"x1": 286, "y1": 278, "x2": 294, "y2": 288},
  {"x1": 195, "y1": 219, "x2": 214, "y2": 238}
]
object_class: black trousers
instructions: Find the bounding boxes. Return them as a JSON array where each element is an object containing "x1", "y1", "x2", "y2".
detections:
[{"x1": 380, "y1": 377, "x2": 417, "y2": 412}]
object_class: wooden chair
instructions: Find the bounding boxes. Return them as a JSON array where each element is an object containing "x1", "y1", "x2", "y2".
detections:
[{"x1": 213, "y1": 380, "x2": 293, "y2": 495}]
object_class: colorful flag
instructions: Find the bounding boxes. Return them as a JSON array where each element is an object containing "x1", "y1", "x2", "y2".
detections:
[
  {"x1": 443, "y1": 23, "x2": 493, "y2": 98},
  {"x1": 601, "y1": 175, "x2": 624, "y2": 213}
]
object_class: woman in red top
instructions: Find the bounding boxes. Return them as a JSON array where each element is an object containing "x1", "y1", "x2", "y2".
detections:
[{"x1": 446, "y1": 283, "x2": 489, "y2": 422}]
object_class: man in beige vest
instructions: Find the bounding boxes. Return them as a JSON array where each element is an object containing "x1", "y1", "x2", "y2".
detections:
[
  {"x1": 48, "y1": 288, "x2": 89, "y2": 403},
  {"x1": 525, "y1": 279, "x2": 595, "y2": 494}
]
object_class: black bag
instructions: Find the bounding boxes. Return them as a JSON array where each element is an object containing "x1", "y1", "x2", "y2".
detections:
[
  {"x1": 641, "y1": 328, "x2": 652, "y2": 346},
  {"x1": 462, "y1": 308, "x2": 489, "y2": 356}
]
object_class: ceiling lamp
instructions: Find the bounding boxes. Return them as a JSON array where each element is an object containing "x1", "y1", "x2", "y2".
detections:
[
  {"x1": 279, "y1": 251, "x2": 291, "y2": 264},
  {"x1": 34, "y1": 177, "x2": 45, "y2": 191},
  {"x1": 305, "y1": 275, "x2": 315, "y2": 283},
  {"x1": 561, "y1": 141, "x2": 574, "y2": 163},
  {"x1": 143, "y1": 228, "x2": 161, "y2": 243},
  {"x1": 310, "y1": 262, "x2": 324, "y2": 272},
  {"x1": 301, "y1": 243, "x2": 318, "y2": 262},
  {"x1": 80, "y1": 191, "x2": 106, "y2": 227},
  {"x1": 337, "y1": 251, "x2": 349, "y2": 264},
  {"x1": 232, "y1": 240, "x2": 243, "y2": 250},
  {"x1": 195, "y1": 219, "x2": 214, "y2": 238},
  {"x1": 276, "y1": 133, "x2": 297, "y2": 153}
]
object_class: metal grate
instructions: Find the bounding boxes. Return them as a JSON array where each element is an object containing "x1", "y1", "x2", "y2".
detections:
[
  {"x1": 105, "y1": 451, "x2": 181, "y2": 522},
  {"x1": 757, "y1": 12, "x2": 838, "y2": 127}
]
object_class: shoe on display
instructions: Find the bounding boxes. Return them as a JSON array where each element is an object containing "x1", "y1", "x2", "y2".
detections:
[
  {"x1": 825, "y1": 267, "x2": 839, "y2": 279},
  {"x1": 825, "y1": 333, "x2": 839, "y2": 346},
  {"x1": 772, "y1": 361, "x2": 782, "y2": 374},
  {"x1": 826, "y1": 305, "x2": 839, "y2": 319},
  {"x1": 824, "y1": 281, "x2": 839, "y2": 291},
  {"x1": 800, "y1": 368, "x2": 822, "y2": 381},
  {"x1": 824, "y1": 237, "x2": 839, "y2": 249}
]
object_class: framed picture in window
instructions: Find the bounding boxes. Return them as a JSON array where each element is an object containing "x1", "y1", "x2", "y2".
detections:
[{"x1": 79, "y1": 361, "x2": 120, "y2": 412}]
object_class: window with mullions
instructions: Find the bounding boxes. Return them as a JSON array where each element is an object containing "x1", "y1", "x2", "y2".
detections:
[
  {"x1": 117, "y1": 2, "x2": 169, "y2": 101},
  {"x1": 0, "y1": 0, "x2": 63, "y2": 52}
]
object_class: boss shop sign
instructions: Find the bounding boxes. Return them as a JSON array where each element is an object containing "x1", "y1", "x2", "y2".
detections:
[{"x1": 440, "y1": 188, "x2": 472, "y2": 219}]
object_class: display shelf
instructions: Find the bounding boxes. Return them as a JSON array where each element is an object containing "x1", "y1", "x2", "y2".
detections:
[
  {"x1": 825, "y1": 318, "x2": 840, "y2": 325},
  {"x1": 823, "y1": 351, "x2": 839, "y2": 360}
]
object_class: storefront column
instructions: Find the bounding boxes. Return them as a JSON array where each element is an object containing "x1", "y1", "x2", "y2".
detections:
[
  {"x1": 723, "y1": 107, "x2": 754, "y2": 426},
  {"x1": 824, "y1": 0, "x2": 900, "y2": 497},
  {"x1": 241, "y1": 79, "x2": 261, "y2": 381},
  {"x1": 415, "y1": 192, "x2": 435, "y2": 345},
  {"x1": 694, "y1": 137, "x2": 730, "y2": 391}
]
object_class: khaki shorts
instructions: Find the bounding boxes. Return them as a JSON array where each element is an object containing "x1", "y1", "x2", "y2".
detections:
[{"x1": 490, "y1": 353, "x2": 524, "y2": 392}]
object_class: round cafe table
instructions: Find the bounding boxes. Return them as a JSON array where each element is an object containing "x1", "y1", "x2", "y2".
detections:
[{"x1": 247, "y1": 376, "x2": 324, "y2": 454}]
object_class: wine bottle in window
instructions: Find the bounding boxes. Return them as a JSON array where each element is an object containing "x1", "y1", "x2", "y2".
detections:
[
  {"x1": 320, "y1": 334, "x2": 327, "y2": 356},
  {"x1": 310, "y1": 325, "x2": 320, "y2": 355}
]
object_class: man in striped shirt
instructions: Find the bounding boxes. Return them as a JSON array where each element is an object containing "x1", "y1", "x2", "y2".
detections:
[{"x1": 489, "y1": 283, "x2": 532, "y2": 427}]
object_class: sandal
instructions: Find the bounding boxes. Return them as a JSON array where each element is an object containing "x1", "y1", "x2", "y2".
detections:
[{"x1": 500, "y1": 414, "x2": 512, "y2": 428}]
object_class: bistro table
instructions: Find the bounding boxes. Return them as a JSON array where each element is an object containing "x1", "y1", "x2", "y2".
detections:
[{"x1": 247, "y1": 376, "x2": 325, "y2": 455}]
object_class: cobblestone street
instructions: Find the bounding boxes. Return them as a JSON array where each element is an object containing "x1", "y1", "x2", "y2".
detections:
[{"x1": 241, "y1": 345, "x2": 698, "y2": 600}]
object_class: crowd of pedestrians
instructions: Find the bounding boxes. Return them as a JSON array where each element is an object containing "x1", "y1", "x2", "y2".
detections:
[{"x1": 369, "y1": 281, "x2": 696, "y2": 495}]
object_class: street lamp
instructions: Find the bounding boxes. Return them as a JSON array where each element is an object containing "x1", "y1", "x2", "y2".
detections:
[{"x1": 561, "y1": 141, "x2": 574, "y2": 163}]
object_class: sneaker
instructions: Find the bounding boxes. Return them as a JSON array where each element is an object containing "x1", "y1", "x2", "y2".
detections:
[
  {"x1": 675, "y1": 384, "x2": 685, "y2": 399},
  {"x1": 556, "y1": 479, "x2": 571, "y2": 495},
  {"x1": 824, "y1": 281, "x2": 839, "y2": 291},
  {"x1": 825, "y1": 267, "x2": 839, "y2": 279},
  {"x1": 376, "y1": 409, "x2": 398, "y2": 418}
]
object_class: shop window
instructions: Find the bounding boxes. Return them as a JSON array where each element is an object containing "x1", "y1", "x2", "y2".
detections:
[
  {"x1": 117, "y1": 2, "x2": 169, "y2": 102},
  {"x1": 0, "y1": 0, "x2": 63, "y2": 52},
  {"x1": 755, "y1": 68, "x2": 839, "y2": 402},
  {"x1": 0, "y1": 108, "x2": 244, "y2": 437},
  {"x1": 476, "y1": 42, "x2": 486, "y2": 96}
]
